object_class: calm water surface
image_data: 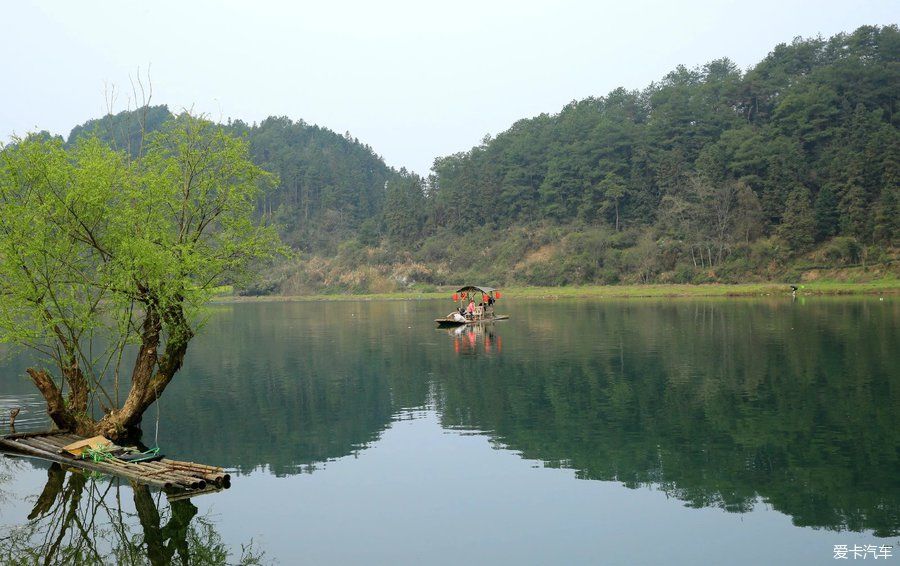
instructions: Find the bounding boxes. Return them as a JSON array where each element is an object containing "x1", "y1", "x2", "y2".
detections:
[{"x1": 0, "y1": 298, "x2": 898, "y2": 564}]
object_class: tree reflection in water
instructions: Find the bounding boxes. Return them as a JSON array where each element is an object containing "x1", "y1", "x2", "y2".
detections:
[
  {"x1": 2, "y1": 300, "x2": 896, "y2": 541},
  {"x1": 0, "y1": 461, "x2": 264, "y2": 565}
]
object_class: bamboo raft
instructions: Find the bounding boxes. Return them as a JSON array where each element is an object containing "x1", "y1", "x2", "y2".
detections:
[
  {"x1": 434, "y1": 314, "x2": 509, "y2": 327},
  {"x1": 0, "y1": 430, "x2": 231, "y2": 495}
]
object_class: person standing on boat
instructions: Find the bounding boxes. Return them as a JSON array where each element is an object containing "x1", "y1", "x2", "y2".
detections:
[{"x1": 466, "y1": 299, "x2": 476, "y2": 319}]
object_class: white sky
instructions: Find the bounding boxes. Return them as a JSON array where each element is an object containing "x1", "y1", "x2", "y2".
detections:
[{"x1": 2, "y1": 1, "x2": 897, "y2": 174}]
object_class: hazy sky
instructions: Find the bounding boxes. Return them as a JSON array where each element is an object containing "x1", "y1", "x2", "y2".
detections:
[{"x1": 3, "y1": 1, "x2": 897, "y2": 174}]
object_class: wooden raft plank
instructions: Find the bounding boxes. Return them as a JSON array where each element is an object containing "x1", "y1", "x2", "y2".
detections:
[{"x1": 1, "y1": 432, "x2": 230, "y2": 492}]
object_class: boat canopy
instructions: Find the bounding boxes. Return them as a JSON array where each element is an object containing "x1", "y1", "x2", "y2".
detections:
[{"x1": 456, "y1": 285, "x2": 497, "y2": 295}]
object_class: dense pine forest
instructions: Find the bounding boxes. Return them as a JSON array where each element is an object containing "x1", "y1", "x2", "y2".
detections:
[{"x1": 58, "y1": 25, "x2": 900, "y2": 292}]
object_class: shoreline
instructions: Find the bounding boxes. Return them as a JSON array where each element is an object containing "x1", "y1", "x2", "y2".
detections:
[{"x1": 211, "y1": 280, "x2": 900, "y2": 303}]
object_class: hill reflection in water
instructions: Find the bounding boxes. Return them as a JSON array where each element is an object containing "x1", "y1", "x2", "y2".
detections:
[{"x1": 2, "y1": 298, "x2": 897, "y2": 537}]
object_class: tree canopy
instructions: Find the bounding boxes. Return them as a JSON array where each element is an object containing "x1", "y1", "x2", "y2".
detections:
[{"x1": 0, "y1": 114, "x2": 283, "y2": 438}]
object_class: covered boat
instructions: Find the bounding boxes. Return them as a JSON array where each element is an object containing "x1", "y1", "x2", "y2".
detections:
[{"x1": 434, "y1": 285, "x2": 510, "y2": 327}]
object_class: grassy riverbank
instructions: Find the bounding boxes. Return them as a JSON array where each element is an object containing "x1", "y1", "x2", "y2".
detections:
[{"x1": 214, "y1": 279, "x2": 900, "y2": 302}]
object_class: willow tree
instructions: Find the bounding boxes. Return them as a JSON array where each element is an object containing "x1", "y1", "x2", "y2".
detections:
[{"x1": 0, "y1": 115, "x2": 282, "y2": 440}]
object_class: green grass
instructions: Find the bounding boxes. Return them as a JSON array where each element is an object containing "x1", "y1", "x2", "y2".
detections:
[
  {"x1": 209, "y1": 285, "x2": 234, "y2": 296},
  {"x1": 503, "y1": 279, "x2": 900, "y2": 298},
  {"x1": 212, "y1": 279, "x2": 899, "y2": 302}
]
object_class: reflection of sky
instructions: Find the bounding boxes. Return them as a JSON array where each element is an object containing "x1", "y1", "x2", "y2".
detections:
[
  {"x1": 127, "y1": 412, "x2": 900, "y2": 564},
  {"x1": 0, "y1": 409, "x2": 892, "y2": 564},
  {"x1": 0, "y1": 456, "x2": 51, "y2": 521}
]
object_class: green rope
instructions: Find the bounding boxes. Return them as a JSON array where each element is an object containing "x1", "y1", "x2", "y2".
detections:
[
  {"x1": 80, "y1": 444, "x2": 161, "y2": 463},
  {"x1": 81, "y1": 444, "x2": 115, "y2": 463},
  {"x1": 122, "y1": 446, "x2": 160, "y2": 462}
]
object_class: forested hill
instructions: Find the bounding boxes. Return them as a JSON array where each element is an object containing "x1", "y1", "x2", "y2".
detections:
[
  {"x1": 399, "y1": 24, "x2": 898, "y2": 289},
  {"x1": 64, "y1": 25, "x2": 898, "y2": 293},
  {"x1": 68, "y1": 107, "x2": 395, "y2": 255}
]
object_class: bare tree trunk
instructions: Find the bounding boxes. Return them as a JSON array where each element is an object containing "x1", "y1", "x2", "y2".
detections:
[
  {"x1": 97, "y1": 304, "x2": 192, "y2": 440},
  {"x1": 26, "y1": 358, "x2": 92, "y2": 435},
  {"x1": 26, "y1": 369, "x2": 78, "y2": 432},
  {"x1": 109, "y1": 307, "x2": 161, "y2": 431},
  {"x1": 25, "y1": 300, "x2": 194, "y2": 441},
  {"x1": 61, "y1": 357, "x2": 89, "y2": 417}
]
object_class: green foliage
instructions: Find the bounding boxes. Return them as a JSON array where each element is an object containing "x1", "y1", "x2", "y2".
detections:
[
  {"x1": 237, "y1": 117, "x2": 392, "y2": 252},
  {"x1": 397, "y1": 25, "x2": 898, "y2": 288},
  {"x1": 814, "y1": 184, "x2": 840, "y2": 241},
  {"x1": 778, "y1": 186, "x2": 816, "y2": 252},
  {"x1": 68, "y1": 105, "x2": 172, "y2": 157},
  {"x1": 0, "y1": 115, "x2": 284, "y2": 423},
  {"x1": 383, "y1": 172, "x2": 426, "y2": 244},
  {"x1": 822, "y1": 236, "x2": 862, "y2": 265}
]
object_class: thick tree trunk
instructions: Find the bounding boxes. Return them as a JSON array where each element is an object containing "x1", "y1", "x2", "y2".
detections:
[
  {"x1": 30, "y1": 302, "x2": 193, "y2": 443},
  {"x1": 96, "y1": 304, "x2": 193, "y2": 440},
  {"x1": 109, "y1": 307, "x2": 162, "y2": 432},
  {"x1": 27, "y1": 368, "x2": 97, "y2": 436},
  {"x1": 27, "y1": 369, "x2": 75, "y2": 431},
  {"x1": 62, "y1": 357, "x2": 89, "y2": 416}
]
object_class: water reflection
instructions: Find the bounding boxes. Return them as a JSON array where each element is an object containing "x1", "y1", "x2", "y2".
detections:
[
  {"x1": 2, "y1": 298, "x2": 898, "y2": 539},
  {"x1": 446, "y1": 324, "x2": 503, "y2": 356},
  {"x1": 0, "y1": 458, "x2": 263, "y2": 565}
]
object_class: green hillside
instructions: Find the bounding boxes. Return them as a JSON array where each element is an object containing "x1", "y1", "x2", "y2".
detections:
[{"x1": 63, "y1": 25, "x2": 899, "y2": 293}]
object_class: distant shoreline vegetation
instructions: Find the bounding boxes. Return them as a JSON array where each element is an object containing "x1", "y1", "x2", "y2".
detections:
[
  {"x1": 21, "y1": 24, "x2": 900, "y2": 296},
  {"x1": 211, "y1": 280, "x2": 900, "y2": 302}
]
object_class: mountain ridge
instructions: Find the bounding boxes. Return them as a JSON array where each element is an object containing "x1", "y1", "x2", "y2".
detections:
[{"x1": 56, "y1": 24, "x2": 900, "y2": 293}]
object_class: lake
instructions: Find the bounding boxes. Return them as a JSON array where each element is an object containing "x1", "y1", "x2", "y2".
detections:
[{"x1": 1, "y1": 297, "x2": 898, "y2": 564}]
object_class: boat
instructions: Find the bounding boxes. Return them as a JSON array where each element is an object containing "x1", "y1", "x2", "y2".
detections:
[{"x1": 434, "y1": 285, "x2": 510, "y2": 327}]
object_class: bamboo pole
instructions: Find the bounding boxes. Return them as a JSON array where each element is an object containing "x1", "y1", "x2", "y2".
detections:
[
  {"x1": 162, "y1": 462, "x2": 229, "y2": 483},
  {"x1": 0, "y1": 439, "x2": 173, "y2": 490},
  {"x1": 126, "y1": 463, "x2": 197, "y2": 488},
  {"x1": 168, "y1": 468, "x2": 228, "y2": 484},
  {"x1": 163, "y1": 464, "x2": 229, "y2": 485},
  {"x1": 160, "y1": 458, "x2": 224, "y2": 473},
  {"x1": 136, "y1": 461, "x2": 205, "y2": 489},
  {"x1": 25, "y1": 437, "x2": 67, "y2": 455},
  {"x1": 3, "y1": 429, "x2": 70, "y2": 440},
  {"x1": 3, "y1": 436, "x2": 228, "y2": 492}
]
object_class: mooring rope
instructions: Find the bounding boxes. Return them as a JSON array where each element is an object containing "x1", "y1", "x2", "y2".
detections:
[
  {"x1": 81, "y1": 444, "x2": 116, "y2": 463},
  {"x1": 78, "y1": 386, "x2": 162, "y2": 465},
  {"x1": 81, "y1": 444, "x2": 160, "y2": 463}
]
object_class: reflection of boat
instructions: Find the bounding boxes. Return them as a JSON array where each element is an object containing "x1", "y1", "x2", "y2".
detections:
[
  {"x1": 435, "y1": 285, "x2": 510, "y2": 327},
  {"x1": 447, "y1": 323, "x2": 503, "y2": 356}
]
